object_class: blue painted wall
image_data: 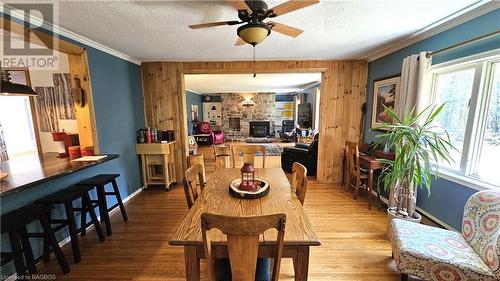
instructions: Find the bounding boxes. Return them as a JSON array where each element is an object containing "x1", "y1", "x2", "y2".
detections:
[
  {"x1": 275, "y1": 95, "x2": 294, "y2": 102},
  {"x1": 0, "y1": 16, "x2": 144, "y2": 278},
  {"x1": 364, "y1": 9, "x2": 500, "y2": 230},
  {"x1": 186, "y1": 90, "x2": 203, "y2": 135}
]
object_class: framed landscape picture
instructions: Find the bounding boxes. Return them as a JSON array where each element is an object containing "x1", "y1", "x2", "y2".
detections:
[{"x1": 371, "y1": 75, "x2": 400, "y2": 129}]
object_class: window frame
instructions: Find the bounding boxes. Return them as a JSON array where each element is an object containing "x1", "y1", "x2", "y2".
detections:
[
  {"x1": 2, "y1": 68, "x2": 42, "y2": 157},
  {"x1": 429, "y1": 49, "x2": 500, "y2": 190}
]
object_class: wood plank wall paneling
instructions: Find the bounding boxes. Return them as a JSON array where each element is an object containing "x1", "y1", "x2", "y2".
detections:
[
  {"x1": 68, "y1": 52, "x2": 99, "y2": 152},
  {"x1": 141, "y1": 61, "x2": 368, "y2": 183}
]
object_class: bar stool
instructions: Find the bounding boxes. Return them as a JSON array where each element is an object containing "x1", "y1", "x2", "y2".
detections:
[
  {"x1": 1, "y1": 204, "x2": 70, "y2": 278},
  {"x1": 76, "y1": 174, "x2": 128, "y2": 236},
  {"x1": 35, "y1": 186, "x2": 105, "y2": 263}
]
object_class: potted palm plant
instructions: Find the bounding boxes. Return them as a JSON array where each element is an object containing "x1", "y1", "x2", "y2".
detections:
[{"x1": 374, "y1": 104, "x2": 455, "y2": 225}]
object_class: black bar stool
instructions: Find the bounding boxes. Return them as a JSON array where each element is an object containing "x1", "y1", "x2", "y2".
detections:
[
  {"x1": 35, "y1": 186, "x2": 105, "y2": 263},
  {"x1": 76, "y1": 174, "x2": 128, "y2": 236},
  {"x1": 1, "y1": 204, "x2": 70, "y2": 279}
]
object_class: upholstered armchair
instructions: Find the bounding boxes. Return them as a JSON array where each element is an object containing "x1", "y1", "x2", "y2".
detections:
[
  {"x1": 389, "y1": 190, "x2": 500, "y2": 281},
  {"x1": 195, "y1": 121, "x2": 224, "y2": 145},
  {"x1": 281, "y1": 134, "x2": 318, "y2": 175},
  {"x1": 279, "y1": 120, "x2": 296, "y2": 142}
]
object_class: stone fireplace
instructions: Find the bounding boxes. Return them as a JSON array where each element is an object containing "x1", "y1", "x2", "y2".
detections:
[
  {"x1": 229, "y1": 117, "x2": 241, "y2": 131},
  {"x1": 221, "y1": 93, "x2": 275, "y2": 139},
  {"x1": 249, "y1": 121, "x2": 270, "y2": 137}
]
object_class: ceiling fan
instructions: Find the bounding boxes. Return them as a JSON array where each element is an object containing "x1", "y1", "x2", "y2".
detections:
[{"x1": 189, "y1": 0, "x2": 319, "y2": 46}]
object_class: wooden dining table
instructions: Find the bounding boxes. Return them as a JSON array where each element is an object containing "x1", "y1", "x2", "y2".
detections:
[{"x1": 169, "y1": 167, "x2": 321, "y2": 281}]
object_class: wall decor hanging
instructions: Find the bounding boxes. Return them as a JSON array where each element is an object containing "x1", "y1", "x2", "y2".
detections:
[
  {"x1": 371, "y1": 75, "x2": 400, "y2": 129},
  {"x1": 53, "y1": 73, "x2": 76, "y2": 119},
  {"x1": 35, "y1": 86, "x2": 59, "y2": 132}
]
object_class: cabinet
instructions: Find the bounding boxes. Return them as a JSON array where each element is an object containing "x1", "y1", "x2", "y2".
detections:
[
  {"x1": 136, "y1": 142, "x2": 176, "y2": 190},
  {"x1": 202, "y1": 102, "x2": 222, "y2": 129}
]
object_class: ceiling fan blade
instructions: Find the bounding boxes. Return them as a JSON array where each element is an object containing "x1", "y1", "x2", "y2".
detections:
[
  {"x1": 267, "y1": 21, "x2": 303, "y2": 37},
  {"x1": 189, "y1": 21, "x2": 240, "y2": 29},
  {"x1": 226, "y1": 0, "x2": 250, "y2": 11},
  {"x1": 235, "y1": 37, "x2": 246, "y2": 46},
  {"x1": 269, "y1": 0, "x2": 319, "y2": 17}
]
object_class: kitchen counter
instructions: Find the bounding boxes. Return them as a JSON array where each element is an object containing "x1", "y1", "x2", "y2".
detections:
[{"x1": 0, "y1": 153, "x2": 118, "y2": 197}]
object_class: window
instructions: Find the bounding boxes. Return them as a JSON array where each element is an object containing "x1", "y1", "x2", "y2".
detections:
[
  {"x1": 475, "y1": 62, "x2": 500, "y2": 183},
  {"x1": 432, "y1": 68, "x2": 475, "y2": 171},
  {"x1": 430, "y1": 51, "x2": 500, "y2": 188},
  {"x1": 0, "y1": 70, "x2": 38, "y2": 161}
]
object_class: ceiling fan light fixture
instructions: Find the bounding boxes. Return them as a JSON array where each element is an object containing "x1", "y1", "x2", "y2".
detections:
[
  {"x1": 237, "y1": 23, "x2": 271, "y2": 45},
  {"x1": 0, "y1": 69, "x2": 37, "y2": 96}
]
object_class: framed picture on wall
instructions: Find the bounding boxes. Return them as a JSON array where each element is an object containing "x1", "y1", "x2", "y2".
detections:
[
  {"x1": 371, "y1": 75, "x2": 400, "y2": 129},
  {"x1": 191, "y1": 104, "x2": 198, "y2": 122}
]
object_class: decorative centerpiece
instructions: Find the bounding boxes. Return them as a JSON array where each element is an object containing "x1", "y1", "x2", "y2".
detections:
[
  {"x1": 239, "y1": 162, "x2": 257, "y2": 191},
  {"x1": 229, "y1": 162, "x2": 270, "y2": 199}
]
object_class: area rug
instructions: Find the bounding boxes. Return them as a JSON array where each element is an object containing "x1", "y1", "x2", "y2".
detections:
[
  {"x1": 246, "y1": 137, "x2": 275, "y2": 143},
  {"x1": 239, "y1": 144, "x2": 283, "y2": 156}
]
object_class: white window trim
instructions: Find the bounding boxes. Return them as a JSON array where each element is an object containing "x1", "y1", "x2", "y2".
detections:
[
  {"x1": 429, "y1": 49, "x2": 500, "y2": 191},
  {"x1": 436, "y1": 169, "x2": 499, "y2": 191},
  {"x1": 430, "y1": 49, "x2": 500, "y2": 71}
]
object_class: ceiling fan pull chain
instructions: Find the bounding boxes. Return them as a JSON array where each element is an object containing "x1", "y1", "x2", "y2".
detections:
[{"x1": 253, "y1": 45, "x2": 256, "y2": 78}]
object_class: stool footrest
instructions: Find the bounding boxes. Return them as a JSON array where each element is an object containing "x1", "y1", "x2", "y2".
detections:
[
  {"x1": 1, "y1": 252, "x2": 13, "y2": 266},
  {"x1": 26, "y1": 232, "x2": 45, "y2": 238},
  {"x1": 50, "y1": 219, "x2": 67, "y2": 224},
  {"x1": 104, "y1": 192, "x2": 117, "y2": 196},
  {"x1": 108, "y1": 203, "x2": 119, "y2": 212},
  {"x1": 53, "y1": 224, "x2": 67, "y2": 233}
]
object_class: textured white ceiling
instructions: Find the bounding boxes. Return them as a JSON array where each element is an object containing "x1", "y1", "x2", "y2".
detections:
[
  {"x1": 185, "y1": 73, "x2": 321, "y2": 93},
  {"x1": 50, "y1": 0, "x2": 482, "y2": 61}
]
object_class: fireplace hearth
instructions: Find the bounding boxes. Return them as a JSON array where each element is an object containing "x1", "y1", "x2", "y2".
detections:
[
  {"x1": 249, "y1": 121, "x2": 270, "y2": 137},
  {"x1": 229, "y1": 117, "x2": 241, "y2": 131}
]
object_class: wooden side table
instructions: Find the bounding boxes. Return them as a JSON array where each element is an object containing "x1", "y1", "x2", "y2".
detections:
[{"x1": 136, "y1": 142, "x2": 176, "y2": 191}]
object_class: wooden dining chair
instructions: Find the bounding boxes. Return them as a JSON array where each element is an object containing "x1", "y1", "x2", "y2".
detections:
[
  {"x1": 183, "y1": 164, "x2": 205, "y2": 209},
  {"x1": 214, "y1": 154, "x2": 232, "y2": 169},
  {"x1": 232, "y1": 145, "x2": 266, "y2": 168},
  {"x1": 291, "y1": 162, "x2": 308, "y2": 206},
  {"x1": 345, "y1": 141, "x2": 370, "y2": 207},
  {"x1": 188, "y1": 154, "x2": 206, "y2": 183},
  {"x1": 213, "y1": 144, "x2": 232, "y2": 157},
  {"x1": 213, "y1": 145, "x2": 233, "y2": 169},
  {"x1": 201, "y1": 213, "x2": 286, "y2": 281}
]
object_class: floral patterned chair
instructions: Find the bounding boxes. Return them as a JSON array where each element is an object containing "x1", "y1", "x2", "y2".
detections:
[{"x1": 389, "y1": 190, "x2": 500, "y2": 281}]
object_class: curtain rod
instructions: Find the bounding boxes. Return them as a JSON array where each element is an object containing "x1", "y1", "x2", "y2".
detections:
[{"x1": 426, "y1": 30, "x2": 500, "y2": 58}]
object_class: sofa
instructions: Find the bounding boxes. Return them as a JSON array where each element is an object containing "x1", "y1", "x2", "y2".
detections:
[
  {"x1": 389, "y1": 190, "x2": 500, "y2": 281},
  {"x1": 196, "y1": 122, "x2": 224, "y2": 145},
  {"x1": 280, "y1": 134, "x2": 318, "y2": 176}
]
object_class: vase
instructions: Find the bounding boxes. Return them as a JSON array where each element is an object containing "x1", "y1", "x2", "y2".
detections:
[{"x1": 386, "y1": 207, "x2": 422, "y2": 240}]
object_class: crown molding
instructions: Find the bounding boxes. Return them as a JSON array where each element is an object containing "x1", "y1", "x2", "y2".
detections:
[
  {"x1": 185, "y1": 88, "x2": 204, "y2": 95},
  {"x1": 1, "y1": 4, "x2": 142, "y2": 65},
  {"x1": 362, "y1": 0, "x2": 499, "y2": 62}
]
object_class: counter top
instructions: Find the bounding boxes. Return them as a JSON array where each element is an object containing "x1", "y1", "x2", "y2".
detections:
[{"x1": 0, "y1": 153, "x2": 118, "y2": 197}]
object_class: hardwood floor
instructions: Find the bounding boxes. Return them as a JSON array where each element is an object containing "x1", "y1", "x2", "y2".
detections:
[{"x1": 36, "y1": 143, "x2": 402, "y2": 280}]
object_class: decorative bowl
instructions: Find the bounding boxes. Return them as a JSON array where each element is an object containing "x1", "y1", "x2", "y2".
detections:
[{"x1": 229, "y1": 178, "x2": 270, "y2": 199}]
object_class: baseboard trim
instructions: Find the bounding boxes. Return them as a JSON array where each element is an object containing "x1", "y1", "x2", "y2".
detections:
[
  {"x1": 4, "y1": 186, "x2": 144, "y2": 281},
  {"x1": 370, "y1": 190, "x2": 457, "y2": 231}
]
